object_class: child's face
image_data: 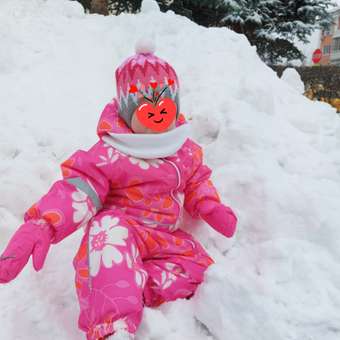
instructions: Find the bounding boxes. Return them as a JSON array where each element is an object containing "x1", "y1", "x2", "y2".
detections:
[{"x1": 131, "y1": 98, "x2": 177, "y2": 134}]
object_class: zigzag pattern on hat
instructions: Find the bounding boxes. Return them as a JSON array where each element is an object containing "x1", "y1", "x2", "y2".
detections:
[
  {"x1": 116, "y1": 56, "x2": 172, "y2": 82},
  {"x1": 114, "y1": 42, "x2": 180, "y2": 128},
  {"x1": 119, "y1": 76, "x2": 178, "y2": 108}
]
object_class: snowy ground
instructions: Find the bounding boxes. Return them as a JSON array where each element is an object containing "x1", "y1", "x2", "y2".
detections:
[{"x1": 1, "y1": 1, "x2": 340, "y2": 339}]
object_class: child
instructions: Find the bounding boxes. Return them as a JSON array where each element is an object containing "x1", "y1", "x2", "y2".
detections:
[{"x1": 0, "y1": 41, "x2": 237, "y2": 340}]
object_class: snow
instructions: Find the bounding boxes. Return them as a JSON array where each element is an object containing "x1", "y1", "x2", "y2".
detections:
[
  {"x1": 140, "y1": 0, "x2": 160, "y2": 13},
  {"x1": 1, "y1": 0, "x2": 340, "y2": 339},
  {"x1": 281, "y1": 68, "x2": 305, "y2": 94}
]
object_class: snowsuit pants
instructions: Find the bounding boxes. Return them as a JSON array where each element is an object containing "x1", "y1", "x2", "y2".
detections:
[{"x1": 73, "y1": 208, "x2": 215, "y2": 340}]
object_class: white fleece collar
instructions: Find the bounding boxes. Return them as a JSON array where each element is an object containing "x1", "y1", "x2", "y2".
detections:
[{"x1": 101, "y1": 124, "x2": 192, "y2": 159}]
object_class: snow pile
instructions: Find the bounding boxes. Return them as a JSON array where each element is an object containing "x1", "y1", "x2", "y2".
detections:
[
  {"x1": 281, "y1": 68, "x2": 305, "y2": 94},
  {"x1": 141, "y1": 0, "x2": 161, "y2": 13},
  {"x1": 1, "y1": 1, "x2": 340, "y2": 339}
]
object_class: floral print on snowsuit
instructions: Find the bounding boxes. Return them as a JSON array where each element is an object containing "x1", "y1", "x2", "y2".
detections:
[{"x1": 23, "y1": 99, "x2": 230, "y2": 339}]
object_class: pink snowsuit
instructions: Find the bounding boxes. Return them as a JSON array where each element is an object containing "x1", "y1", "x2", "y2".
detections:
[{"x1": 20, "y1": 99, "x2": 235, "y2": 339}]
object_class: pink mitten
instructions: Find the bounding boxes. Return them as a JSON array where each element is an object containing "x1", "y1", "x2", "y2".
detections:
[
  {"x1": 200, "y1": 201, "x2": 237, "y2": 238},
  {"x1": 0, "y1": 221, "x2": 54, "y2": 283}
]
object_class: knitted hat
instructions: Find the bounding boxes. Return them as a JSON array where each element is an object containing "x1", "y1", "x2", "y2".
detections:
[{"x1": 115, "y1": 39, "x2": 180, "y2": 128}]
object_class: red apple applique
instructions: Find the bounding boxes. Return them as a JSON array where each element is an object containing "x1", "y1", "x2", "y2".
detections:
[{"x1": 136, "y1": 98, "x2": 177, "y2": 132}]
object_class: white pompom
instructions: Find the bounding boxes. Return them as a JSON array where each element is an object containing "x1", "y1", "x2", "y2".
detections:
[
  {"x1": 135, "y1": 38, "x2": 156, "y2": 54},
  {"x1": 140, "y1": 0, "x2": 160, "y2": 13}
]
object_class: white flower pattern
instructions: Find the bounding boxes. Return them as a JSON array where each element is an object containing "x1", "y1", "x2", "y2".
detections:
[
  {"x1": 72, "y1": 188, "x2": 96, "y2": 230},
  {"x1": 153, "y1": 262, "x2": 180, "y2": 290},
  {"x1": 128, "y1": 157, "x2": 164, "y2": 170},
  {"x1": 126, "y1": 244, "x2": 148, "y2": 288},
  {"x1": 89, "y1": 216, "x2": 129, "y2": 277},
  {"x1": 96, "y1": 147, "x2": 119, "y2": 167}
]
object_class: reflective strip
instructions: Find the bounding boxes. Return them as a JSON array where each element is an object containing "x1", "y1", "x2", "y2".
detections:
[
  {"x1": 66, "y1": 177, "x2": 102, "y2": 211},
  {"x1": 139, "y1": 217, "x2": 174, "y2": 226}
]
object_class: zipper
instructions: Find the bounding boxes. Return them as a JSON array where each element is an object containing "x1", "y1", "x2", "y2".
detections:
[
  {"x1": 162, "y1": 158, "x2": 182, "y2": 228},
  {"x1": 87, "y1": 232, "x2": 93, "y2": 291}
]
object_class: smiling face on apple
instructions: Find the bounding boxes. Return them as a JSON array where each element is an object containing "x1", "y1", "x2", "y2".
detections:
[{"x1": 131, "y1": 97, "x2": 177, "y2": 134}]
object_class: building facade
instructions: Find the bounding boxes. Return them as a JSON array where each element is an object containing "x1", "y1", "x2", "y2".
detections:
[{"x1": 319, "y1": 7, "x2": 340, "y2": 65}]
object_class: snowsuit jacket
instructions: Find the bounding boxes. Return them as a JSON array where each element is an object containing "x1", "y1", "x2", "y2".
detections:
[{"x1": 21, "y1": 99, "x2": 235, "y2": 339}]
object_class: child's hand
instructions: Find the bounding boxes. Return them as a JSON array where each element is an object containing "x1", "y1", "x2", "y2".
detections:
[
  {"x1": 200, "y1": 202, "x2": 237, "y2": 238},
  {"x1": 0, "y1": 221, "x2": 54, "y2": 283}
]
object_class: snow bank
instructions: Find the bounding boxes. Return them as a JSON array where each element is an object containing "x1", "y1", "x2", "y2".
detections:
[
  {"x1": 1, "y1": 0, "x2": 340, "y2": 339},
  {"x1": 281, "y1": 68, "x2": 305, "y2": 94}
]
